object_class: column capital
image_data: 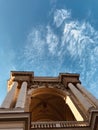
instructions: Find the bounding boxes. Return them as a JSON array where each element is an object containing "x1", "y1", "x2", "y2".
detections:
[
  {"x1": 22, "y1": 81, "x2": 28, "y2": 86},
  {"x1": 59, "y1": 73, "x2": 80, "y2": 88},
  {"x1": 7, "y1": 71, "x2": 33, "y2": 88}
]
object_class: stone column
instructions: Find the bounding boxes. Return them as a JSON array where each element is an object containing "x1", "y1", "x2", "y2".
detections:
[
  {"x1": 15, "y1": 81, "x2": 27, "y2": 108},
  {"x1": 1, "y1": 81, "x2": 18, "y2": 108},
  {"x1": 77, "y1": 83, "x2": 98, "y2": 107},
  {"x1": 68, "y1": 83, "x2": 93, "y2": 112}
]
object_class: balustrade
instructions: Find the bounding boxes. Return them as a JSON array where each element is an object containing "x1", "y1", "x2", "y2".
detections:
[{"x1": 31, "y1": 121, "x2": 89, "y2": 129}]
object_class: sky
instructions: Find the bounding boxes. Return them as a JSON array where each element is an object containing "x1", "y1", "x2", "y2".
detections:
[{"x1": 0, "y1": 0, "x2": 98, "y2": 105}]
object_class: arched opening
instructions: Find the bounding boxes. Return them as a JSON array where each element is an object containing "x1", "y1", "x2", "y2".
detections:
[{"x1": 29, "y1": 88, "x2": 76, "y2": 121}]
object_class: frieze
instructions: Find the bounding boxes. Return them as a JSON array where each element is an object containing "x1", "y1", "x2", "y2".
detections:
[{"x1": 29, "y1": 82, "x2": 65, "y2": 90}]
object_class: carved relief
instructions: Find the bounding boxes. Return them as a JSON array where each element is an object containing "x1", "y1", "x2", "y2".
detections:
[{"x1": 29, "y1": 82, "x2": 65, "y2": 90}]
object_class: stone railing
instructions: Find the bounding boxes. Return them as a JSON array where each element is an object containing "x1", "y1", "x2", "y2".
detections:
[{"x1": 31, "y1": 121, "x2": 89, "y2": 129}]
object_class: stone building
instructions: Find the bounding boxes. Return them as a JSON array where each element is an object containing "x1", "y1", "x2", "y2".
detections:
[{"x1": 0, "y1": 71, "x2": 98, "y2": 130}]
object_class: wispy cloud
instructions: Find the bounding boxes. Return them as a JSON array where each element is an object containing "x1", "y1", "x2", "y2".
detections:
[
  {"x1": 22, "y1": 8, "x2": 98, "y2": 98},
  {"x1": 54, "y1": 9, "x2": 71, "y2": 27},
  {"x1": 62, "y1": 22, "x2": 96, "y2": 58},
  {"x1": 46, "y1": 26, "x2": 58, "y2": 55}
]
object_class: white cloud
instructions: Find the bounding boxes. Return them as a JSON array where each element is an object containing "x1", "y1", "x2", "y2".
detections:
[
  {"x1": 54, "y1": 9, "x2": 71, "y2": 27},
  {"x1": 46, "y1": 26, "x2": 58, "y2": 55},
  {"x1": 61, "y1": 20, "x2": 98, "y2": 61},
  {"x1": 23, "y1": 8, "x2": 98, "y2": 98},
  {"x1": 93, "y1": 47, "x2": 98, "y2": 57},
  {"x1": 24, "y1": 27, "x2": 46, "y2": 65}
]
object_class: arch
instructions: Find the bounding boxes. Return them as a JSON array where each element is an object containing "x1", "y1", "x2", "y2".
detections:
[{"x1": 29, "y1": 87, "x2": 76, "y2": 121}]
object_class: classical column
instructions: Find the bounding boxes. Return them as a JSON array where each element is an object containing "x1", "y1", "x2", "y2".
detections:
[
  {"x1": 68, "y1": 83, "x2": 93, "y2": 112},
  {"x1": 77, "y1": 83, "x2": 98, "y2": 107},
  {"x1": 1, "y1": 81, "x2": 18, "y2": 108},
  {"x1": 15, "y1": 81, "x2": 27, "y2": 108}
]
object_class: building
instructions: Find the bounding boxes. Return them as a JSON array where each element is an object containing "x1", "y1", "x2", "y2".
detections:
[{"x1": 0, "y1": 71, "x2": 98, "y2": 130}]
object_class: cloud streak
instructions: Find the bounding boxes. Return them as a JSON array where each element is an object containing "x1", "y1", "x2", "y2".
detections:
[
  {"x1": 22, "y1": 8, "x2": 98, "y2": 98},
  {"x1": 54, "y1": 9, "x2": 71, "y2": 27}
]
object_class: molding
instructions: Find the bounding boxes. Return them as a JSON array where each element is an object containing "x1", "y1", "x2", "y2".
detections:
[{"x1": 0, "y1": 112, "x2": 30, "y2": 130}]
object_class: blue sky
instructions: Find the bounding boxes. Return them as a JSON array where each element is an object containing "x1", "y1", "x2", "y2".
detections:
[{"x1": 0, "y1": 0, "x2": 98, "y2": 104}]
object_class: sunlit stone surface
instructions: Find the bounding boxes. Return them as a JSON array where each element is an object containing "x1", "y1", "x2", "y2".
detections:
[{"x1": 0, "y1": 71, "x2": 98, "y2": 130}]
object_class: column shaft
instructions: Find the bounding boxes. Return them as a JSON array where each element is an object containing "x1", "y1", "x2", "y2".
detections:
[
  {"x1": 1, "y1": 81, "x2": 18, "y2": 108},
  {"x1": 68, "y1": 83, "x2": 93, "y2": 112},
  {"x1": 77, "y1": 83, "x2": 98, "y2": 107},
  {"x1": 15, "y1": 82, "x2": 27, "y2": 108}
]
